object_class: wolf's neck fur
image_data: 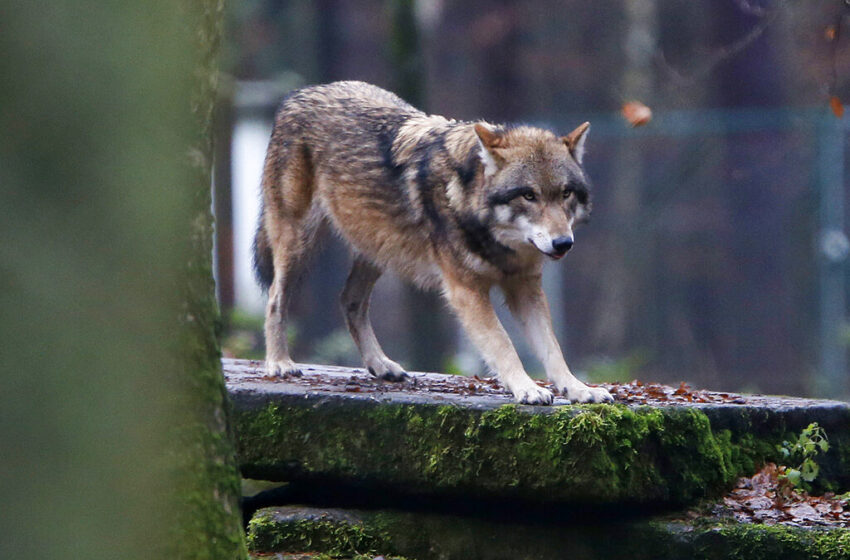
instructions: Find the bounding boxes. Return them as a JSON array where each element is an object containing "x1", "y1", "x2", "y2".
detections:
[{"x1": 391, "y1": 114, "x2": 520, "y2": 274}]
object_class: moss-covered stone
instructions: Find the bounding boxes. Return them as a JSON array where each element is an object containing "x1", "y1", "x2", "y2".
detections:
[
  {"x1": 228, "y1": 359, "x2": 850, "y2": 506},
  {"x1": 683, "y1": 522, "x2": 850, "y2": 560},
  {"x1": 249, "y1": 552, "x2": 395, "y2": 559},
  {"x1": 235, "y1": 400, "x2": 739, "y2": 505},
  {"x1": 248, "y1": 507, "x2": 393, "y2": 557},
  {"x1": 247, "y1": 506, "x2": 850, "y2": 560}
]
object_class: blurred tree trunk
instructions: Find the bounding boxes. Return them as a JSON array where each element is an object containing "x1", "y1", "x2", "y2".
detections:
[
  {"x1": 591, "y1": 0, "x2": 657, "y2": 355},
  {"x1": 386, "y1": 0, "x2": 451, "y2": 371},
  {"x1": 175, "y1": 1, "x2": 249, "y2": 558},
  {"x1": 474, "y1": 0, "x2": 525, "y2": 121},
  {"x1": 0, "y1": 2, "x2": 247, "y2": 559}
]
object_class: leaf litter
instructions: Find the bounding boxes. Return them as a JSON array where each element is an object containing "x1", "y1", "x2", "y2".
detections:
[
  {"x1": 712, "y1": 463, "x2": 849, "y2": 528},
  {"x1": 237, "y1": 360, "x2": 816, "y2": 409}
]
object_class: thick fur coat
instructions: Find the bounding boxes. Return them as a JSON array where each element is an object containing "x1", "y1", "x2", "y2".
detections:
[{"x1": 255, "y1": 81, "x2": 611, "y2": 405}]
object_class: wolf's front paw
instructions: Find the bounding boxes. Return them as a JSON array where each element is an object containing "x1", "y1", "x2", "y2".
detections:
[
  {"x1": 267, "y1": 359, "x2": 303, "y2": 378},
  {"x1": 560, "y1": 382, "x2": 613, "y2": 404},
  {"x1": 510, "y1": 381, "x2": 554, "y2": 405},
  {"x1": 366, "y1": 357, "x2": 408, "y2": 382}
]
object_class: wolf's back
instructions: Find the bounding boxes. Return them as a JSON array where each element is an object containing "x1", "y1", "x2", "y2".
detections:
[{"x1": 252, "y1": 81, "x2": 427, "y2": 292}]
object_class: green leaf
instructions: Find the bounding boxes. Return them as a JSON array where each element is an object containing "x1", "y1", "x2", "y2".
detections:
[
  {"x1": 786, "y1": 469, "x2": 802, "y2": 486},
  {"x1": 801, "y1": 459, "x2": 819, "y2": 483}
]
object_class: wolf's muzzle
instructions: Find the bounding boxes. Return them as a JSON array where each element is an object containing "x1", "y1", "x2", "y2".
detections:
[{"x1": 551, "y1": 236, "x2": 574, "y2": 257}]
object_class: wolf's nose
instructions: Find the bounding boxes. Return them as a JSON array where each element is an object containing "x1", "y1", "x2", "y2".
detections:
[{"x1": 552, "y1": 236, "x2": 574, "y2": 255}]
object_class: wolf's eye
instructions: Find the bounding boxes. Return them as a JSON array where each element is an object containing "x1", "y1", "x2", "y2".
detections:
[
  {"x1": 522, "y1": 192, "x2": 537, "y2": 202},
  {"x1": 563, "y1": 188, "x2": 574, "y2": 200}
]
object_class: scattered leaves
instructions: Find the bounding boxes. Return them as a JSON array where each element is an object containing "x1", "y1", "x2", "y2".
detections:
[
  {"x1": 606, "y1": 379, "x2": 746, "y2": 405},
  {"x1": 237, "y1": 361, "x2": 769, "y2": 407},
  {"x1": 621, "y1": 101, "x2": 652, "y2": 127},
  {"x1": 717, "y1": 463, "x2": 849, "y2": 527}
]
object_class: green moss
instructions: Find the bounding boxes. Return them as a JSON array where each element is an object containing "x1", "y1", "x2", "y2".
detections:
[
  {"x1": 249, "y1": 554, "x2": 408, "y2": 560},
  {"x1": 235, "y1": 401, "x2": 750, "y2": 505},
  {"x1": 689, "y1": 522, "x2": 850, "y2": 560},
  {"x1": 248, "y1": 506, "x2": 850, "y2": 560},
  {"x1": 247, "y1": 509, "x2": 394, "y2": 556}
]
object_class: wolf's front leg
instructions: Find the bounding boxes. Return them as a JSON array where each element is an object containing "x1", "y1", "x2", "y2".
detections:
[
  {"x1": 503, "y1": 275, "x2": 613, "y2": 404},
  {"x1": 443, "y1": 276, "x2": 553, "y2": 405}
]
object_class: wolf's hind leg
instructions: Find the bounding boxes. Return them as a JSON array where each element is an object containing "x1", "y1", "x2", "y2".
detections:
[
  {"x1": 263, "y1": 163, "x2": 318, "y2": 377},
  {"x1": 264, "y1": 225, "x2": 309, "y2": 378},
  {"x1": 341, "y1": 255, "x2": 407, "y2": 381}
]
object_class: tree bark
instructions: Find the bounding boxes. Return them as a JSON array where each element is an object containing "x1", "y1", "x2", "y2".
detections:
[{"x1": 0, "y1": 2, "x2": 247, "y2": 558}]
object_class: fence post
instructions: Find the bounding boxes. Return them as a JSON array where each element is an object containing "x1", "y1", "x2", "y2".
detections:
[{"x1": 817, "y1": 113, "x2": 848, "y2": 397}]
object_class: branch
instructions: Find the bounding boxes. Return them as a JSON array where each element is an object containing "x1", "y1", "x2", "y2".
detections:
[{"x1": 656, "y1": 0, "x2": 784, "y2": 87}]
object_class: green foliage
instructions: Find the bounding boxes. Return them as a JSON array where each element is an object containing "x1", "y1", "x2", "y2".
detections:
[
  {"x1": 222, "y1": 308, "x2": 288, "y2": 360},
  {"x1": 583, "y1": 352, "x2": 649, "y2": 384},
  {"x1": 441, "y1": 357, "x2": 466, "y2": 376},
  {"x1": 778, "y1": 422, "x2": 829, "y2": 489},
  {"x1": 308, "y1": 328, "x2": 360, "y2": 365}
]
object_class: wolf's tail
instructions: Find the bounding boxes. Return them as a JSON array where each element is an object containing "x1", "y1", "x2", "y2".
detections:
[{"x1": 253, "y1": 205, "x2": 274, "y2": 292}]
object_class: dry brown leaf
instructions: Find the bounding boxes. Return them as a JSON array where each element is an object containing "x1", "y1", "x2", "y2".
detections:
[
  {"x1": 621, "y1": 101, "x2": 652, "y2": 127},
  {"x1": 787, "y1": 502, "x2": 820, "y2": 521},
  {"x1": 825, "y1": 25, "x2": 838, "y2": 41},
  {"x1": 830, "y1": 96, "x2": 844, "y2": 118}
]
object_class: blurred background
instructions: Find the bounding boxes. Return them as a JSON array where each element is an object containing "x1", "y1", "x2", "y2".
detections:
[{"x1": 214, "y1": 0, "x2": 850, "y2": 398}]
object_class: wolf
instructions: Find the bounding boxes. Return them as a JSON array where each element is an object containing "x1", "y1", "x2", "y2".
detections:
[{"x1": 253, "y1": 81, "x2": 612, "y2": 405}]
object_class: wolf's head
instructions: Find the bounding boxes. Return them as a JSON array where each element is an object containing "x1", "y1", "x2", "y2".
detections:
[{"x1": 473, "y1": 122, "x2": 592, "y2": 260}]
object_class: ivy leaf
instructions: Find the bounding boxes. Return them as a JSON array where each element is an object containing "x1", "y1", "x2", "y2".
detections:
[
  {"x1": 786, "y1": 469, "x2": 802, "y2": 487},
  {"x1": 801, "y1": 459, "x2": 819, "y2": 483}
]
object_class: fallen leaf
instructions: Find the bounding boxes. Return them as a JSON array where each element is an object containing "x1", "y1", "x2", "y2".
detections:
[
  {"x1": 743, "y1": 496, "x2": 774, "y2": 511},
  {"x1": 621, "y1": 101, "x2": 652, "y2": 127},
  {"x1": 825, "y1": 25, "x2": 838, "y2": 41},
  {"x1": 830, "y1": 96, "x2": 844, "y2": 118},
  {"x1": 787, "y1": 502, "x2": 820, "y2": 521}
]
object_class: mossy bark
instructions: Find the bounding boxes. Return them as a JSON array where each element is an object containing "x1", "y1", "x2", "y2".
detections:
[
  {"x1": 0, "y1": 2, "x2": 245, "y2": 558},
  {"x1": 173, "y1": 0, "x2": 248, "y2": 558}
]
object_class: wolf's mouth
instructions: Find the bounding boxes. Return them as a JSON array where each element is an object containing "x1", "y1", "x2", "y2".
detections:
[{"x1": 528, "y1": 238, "x2": 567, "y2": 260}]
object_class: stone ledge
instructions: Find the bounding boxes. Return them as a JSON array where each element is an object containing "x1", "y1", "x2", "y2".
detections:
[
  {"x1": 225, "y1": 359, "x2": 850, "y2": 506},
  {"x1": 247, "y1": 505, "x2": 850, "y2": 560}
]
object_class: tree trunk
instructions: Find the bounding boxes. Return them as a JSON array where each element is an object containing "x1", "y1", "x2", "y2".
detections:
[
  {"x1": 386, "y1": 0, "x2": 452, "y2": 371},
  {"x1": 591, "y1": 0, "x2": 657, "y2": 355},
  {"x1": 0, "y1": 2, "x2": 247, "y2": 559}
]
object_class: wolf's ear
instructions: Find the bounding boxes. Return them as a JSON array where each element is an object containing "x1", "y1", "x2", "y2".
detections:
[
  {"x1": 474, "y1": 123, "x2": 506, "y2": 176},
  {"x1": 562, "y1": 122, "x2": 590, "y2": 165}
]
